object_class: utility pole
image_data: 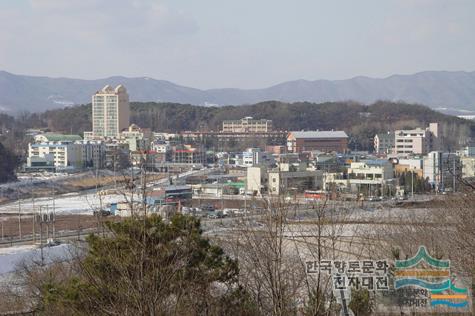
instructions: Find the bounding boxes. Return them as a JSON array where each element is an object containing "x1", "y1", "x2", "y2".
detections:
[
  {"x1": 32, "y1": 186, "x2": 35, "y2": 243},
  {"x1": 440, "y1": 152, "x2": 444, "y2": 193},
  {"x1": 39, "y1": 206, "x2": 45, "y2": 266},
  {"x1": 17, "y1": 190, "x2": 22, "y2": 240},
  {"x1": 52, "y1": 181, "x2": 56, "y2": 241},
  {"x1": 453, "y1": 155, "x2": 456, "y2": 193},
  {"x1": 411, "y1": 170, "x2": 414, "y2": 199},
  {"x1": 113, "y1": 153, "x2": 117, "y2": 189},
  {"x1": 52, "y1": 207, "x2": 56, "y2": 241},
  {"x1": 32, "y1": 215, "x2": 36, "y2": 243}
]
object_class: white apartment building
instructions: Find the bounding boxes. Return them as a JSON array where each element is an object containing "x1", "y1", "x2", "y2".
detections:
[
  {"x1": 92, "y1": 85, "x2": 130, "y2": 138},
  {"x1": 393, "y1": 123, "x2": 439, "y2": 155},
  {"x1": 222, "y1": 117, "x2": 273, "y2": 133},
  {"x1": 28, "y1": 142, "x2": 83, "y2": 169},
  {"x1": 27, "y1": 134, "x2": 105, "y2": 170}
]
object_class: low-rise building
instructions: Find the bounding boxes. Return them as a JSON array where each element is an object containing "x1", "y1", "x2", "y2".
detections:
[
  {"x1": 246, "y1": 163, "x2": 323, "y2": 195},
  {"x1": 265, "y1": 145, "x2": 286, "y2": 155},
  {"x1": 146, "y1": 185, "x2": 192, "y2": 207},
  {"x1": 268, "y1": 169, "x2": 323, "y2": 196},
  {"x1": 394, "y1": 158, "x2": 423, "y2": 177},
  {"x1": 222, "y1": 117, "x2": 273, "y2": 133},
  {"x1": 458, "y1": 144, "x2": 475, "y2": 157},
  {"x1": 241, "y1": 148, "x2": 275, "y2": 167},
  {"x1": 34, "y1": 133, "x2": 82, "y2": 143},
  {"x1": 26, "y1": 155, "x2": 55, "y2": 171},
  {"x1": 119, "y1": 124, "x2": 152, "y2": 152},
  {"x1": 461, "y1": 157, "x2": 475, "y2": 178},
  {"x1": 104, "y1": 142, "x2": 130, "y2": 170},
  {"x1": 374, "y1": 132, "x2": 395, "y2": 154},
  {"x1": 152, "y1": 141, "x2": 171, "y2": 154},
  {"x1": 172, "y1": 144, "x2": 205, "y2": 164},
  {"x1": 393, "y1": 123, "x2": 439, "y2": 155},
  {"x1": 28, "y1": 134, "x2": 84, "y2": 170},
  {"x1": 347, "y1": 160, "x2": 394, "y2": 195},
  {"x1": 423, "y1": 151, "x2": 461, "y2": 192},
  {"x1": 79, "y1": 140, "x2": 106, "y2": 169},
  {"x1": 287, "y1": 131, "x2": 348, "y2": 153},
  {"x1": 246, "y1": 166, "x2": 267, "y2": 194}
]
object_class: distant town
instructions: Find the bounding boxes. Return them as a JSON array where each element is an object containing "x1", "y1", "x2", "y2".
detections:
[
  {"x1": 1, "y1": 0, "x2": 474, "y2": 313},
  {"x1": 1, "y1": 85, "x2": 474, "y2": 314},
  {"x1": 21, "y1": 84, "x2": 474, "y2": 208}
]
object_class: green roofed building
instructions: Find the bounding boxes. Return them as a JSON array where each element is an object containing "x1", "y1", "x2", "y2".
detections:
[{"x1": 34, "y1": 133, "x2": 82, "y2": 143}]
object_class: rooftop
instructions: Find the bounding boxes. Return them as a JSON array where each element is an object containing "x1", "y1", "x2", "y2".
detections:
[
  {"x1": 362, "y1": 159, "x2": 391, "y2": 166},
  {"x1": 36, "y1": 133, "x2": 83, "y2": 142},
  {"x1": 96, "y1": 84, "x2": 127, "y2": 94},
  {"x1": 290, "y1": 131, "x2": 348, "y2": 139}
]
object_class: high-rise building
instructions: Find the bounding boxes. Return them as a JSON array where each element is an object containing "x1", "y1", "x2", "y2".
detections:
[{"x1": 92, "y1": 85, "x2": 130, "y2": 138}]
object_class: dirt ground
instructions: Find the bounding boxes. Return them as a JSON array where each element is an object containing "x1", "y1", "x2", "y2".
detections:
[
  {"x1": 0, "y1": 172, "x2": 166, "y2": 205},
  {"x1": 0, "y1": 214, "x2": 123, "y2": 241}
]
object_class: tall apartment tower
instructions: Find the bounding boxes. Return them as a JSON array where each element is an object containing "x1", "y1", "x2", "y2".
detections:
[{"x1": 92, "y1": 85, "x2": 130, "y2": 138}]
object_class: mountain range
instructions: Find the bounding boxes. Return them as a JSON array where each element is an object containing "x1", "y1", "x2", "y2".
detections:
[{"x1": 0, "y1": 70, "x2": 474, "y2": 114}]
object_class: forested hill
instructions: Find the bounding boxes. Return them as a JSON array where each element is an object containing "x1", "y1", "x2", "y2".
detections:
[{"x1": 29, "y1": 100, "x2": 475, "y2": 150}]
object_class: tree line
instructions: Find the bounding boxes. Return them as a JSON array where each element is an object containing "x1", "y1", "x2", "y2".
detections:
[{"x1": 24, "y1": 101, "x2": 475, "y2": 149}]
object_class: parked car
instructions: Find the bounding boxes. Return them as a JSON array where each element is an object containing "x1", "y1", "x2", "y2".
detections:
[
  {"x1": 201, "y1": 205, "x2": 215, "y2": 212},
  {"x1": 207, "y1": 211, "x2": 224, "y2": 219},
  {"x1": 93, "y1": 209, "x2": 111, "y2": 217}
]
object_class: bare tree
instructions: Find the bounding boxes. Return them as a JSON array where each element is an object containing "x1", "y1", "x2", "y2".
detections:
[{"x1": 221, "y1": 195, "x2": 364, "y2": 316}]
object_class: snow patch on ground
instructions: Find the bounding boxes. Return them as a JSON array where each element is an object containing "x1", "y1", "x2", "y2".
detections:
[{"x1": 0, "y1": 244, "x2": 74, "y2": 275}]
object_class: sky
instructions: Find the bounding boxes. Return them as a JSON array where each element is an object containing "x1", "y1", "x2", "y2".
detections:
[{"x1": 0, "y1": 0, "x2": 474, "y2": 89}]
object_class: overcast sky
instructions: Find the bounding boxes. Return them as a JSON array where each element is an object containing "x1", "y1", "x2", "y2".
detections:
[{"x1": 0, "y1": 0, "x2": 474, "y2": 89}]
